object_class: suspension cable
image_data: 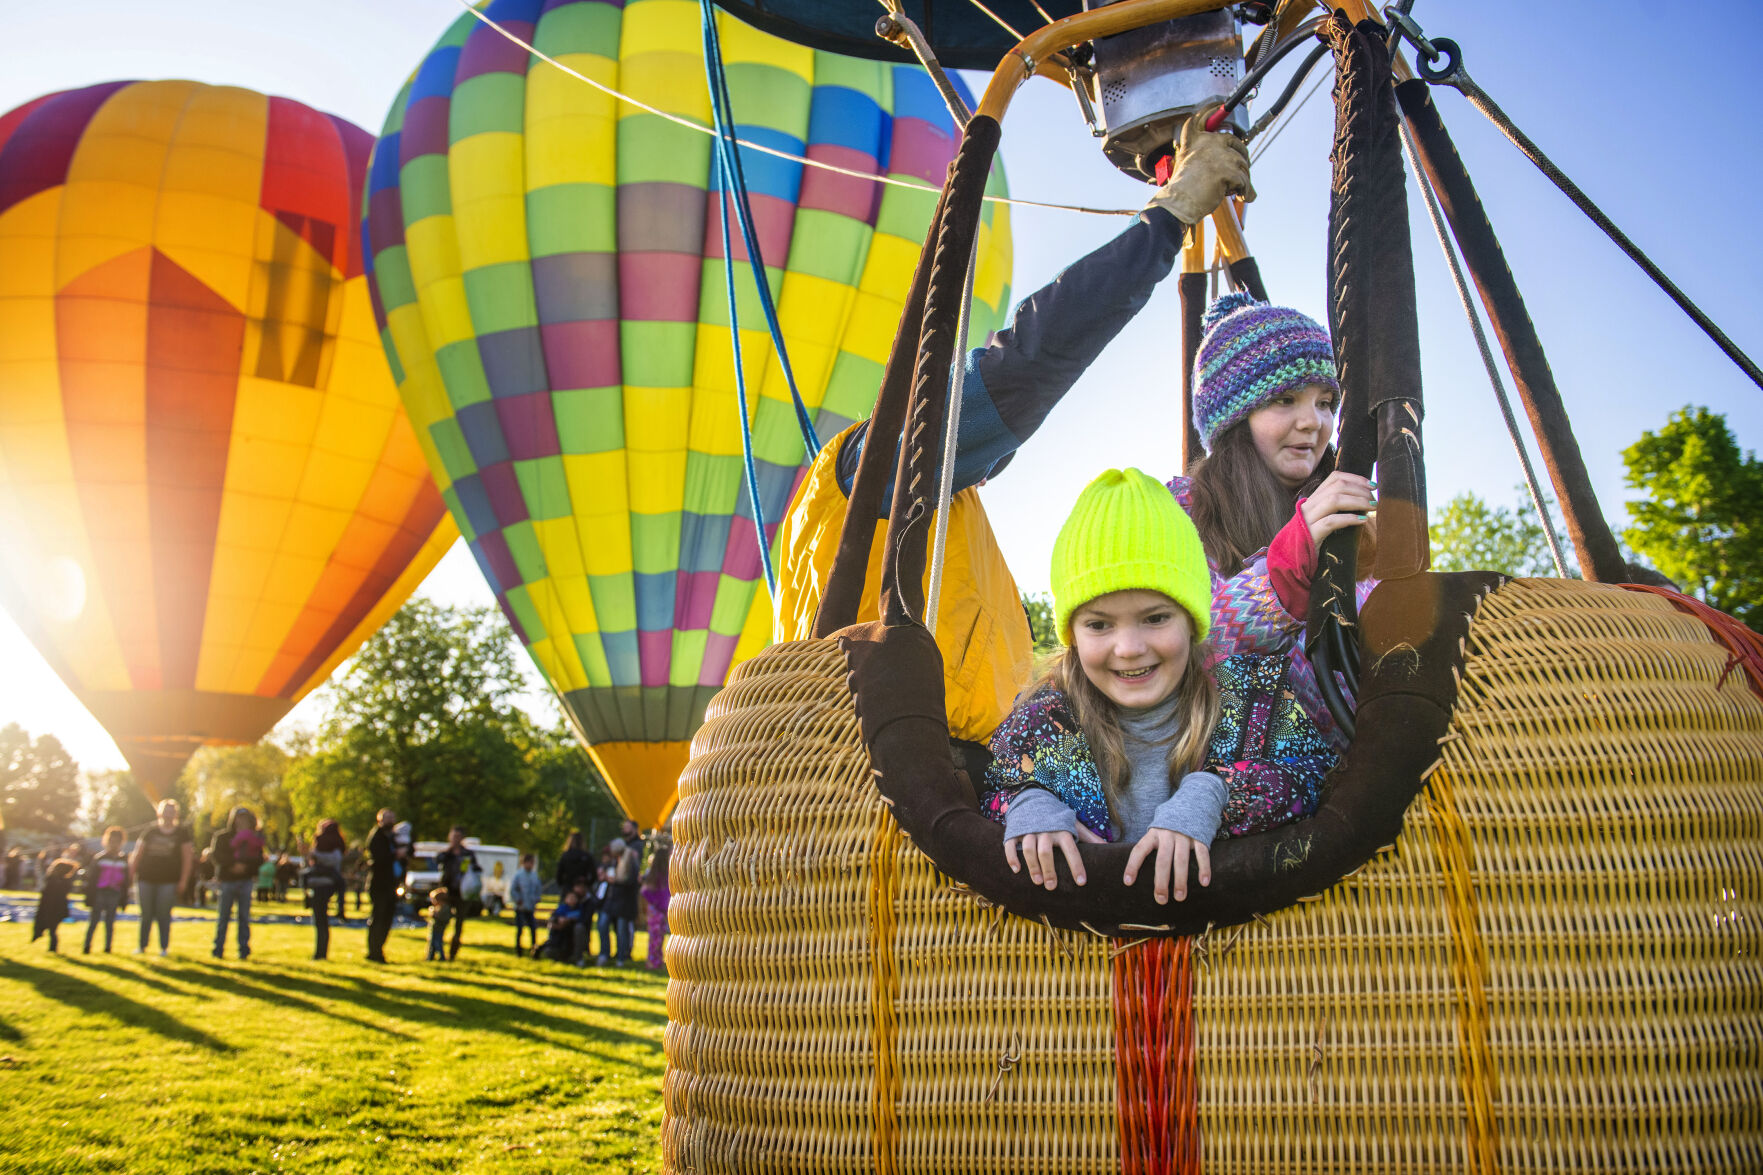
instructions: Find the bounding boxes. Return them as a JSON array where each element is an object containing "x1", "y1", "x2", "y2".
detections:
[
  {"x1": 1399, "y1": 118, "x2": 1569, "y2": 577},
  {"x1": 1399, "y1": 28, "x2": 1763, "y2": 394}
]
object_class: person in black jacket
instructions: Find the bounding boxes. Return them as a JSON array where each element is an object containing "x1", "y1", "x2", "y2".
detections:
[
  {"x1": 555, "y1": 830, "x2": 592, "y2": 895},
  {"x1": 436, "y1": 825, "x2": 478, "y2": 962},
  {"x1": 210, "y1": 806, "x2": 265, "y2": 961},
  {"x1": 365, "y1": 808, "x2": 401, "y2": 963},
  {"x1": 32, "y1": 858, "x2": 79, "y2": 952}
]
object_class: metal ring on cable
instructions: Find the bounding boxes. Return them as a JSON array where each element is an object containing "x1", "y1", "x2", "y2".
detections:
[{"x1": 1415, "y1": 37, "x2": 1462, "y2": 84}]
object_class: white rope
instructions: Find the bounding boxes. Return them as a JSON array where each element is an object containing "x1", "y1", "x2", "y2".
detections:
[
  {"x1": 451, "y1": 0, "x2": 1135, "y2": 217},
  {"x1": 925, "y1": 234, "x2": 980, "y2": 638}
]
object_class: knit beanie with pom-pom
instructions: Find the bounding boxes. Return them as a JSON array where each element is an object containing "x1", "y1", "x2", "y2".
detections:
[
  {"x1": 1050, "y1": 468, "x2": 1212, "y2": 645},
  {"x1": 1192, "y1": 291, "x2": 1338, "y2": 451}
]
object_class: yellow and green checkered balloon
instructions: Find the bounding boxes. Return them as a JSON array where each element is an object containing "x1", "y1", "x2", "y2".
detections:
[{"x1": 363, "y1": 0, "x2": 1011, "y2": 826}]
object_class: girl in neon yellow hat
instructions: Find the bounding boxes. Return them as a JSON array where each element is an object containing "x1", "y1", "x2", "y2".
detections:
[{"x1": 980, "y1": 469, "x2": 1332, "y2": 904}]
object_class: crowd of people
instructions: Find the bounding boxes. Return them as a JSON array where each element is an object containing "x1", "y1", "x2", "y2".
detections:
[{"x1": 16, "y1": 803, "x2": 671, "y2": 972}]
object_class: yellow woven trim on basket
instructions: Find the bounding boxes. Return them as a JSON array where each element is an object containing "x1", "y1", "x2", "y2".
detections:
[
  {"x1": 868, "y1": 810, "x2": 901, "y2": 1174},
  {"x1": 1424, "y1": 767, "x2": 1502, "y2": 1175}
]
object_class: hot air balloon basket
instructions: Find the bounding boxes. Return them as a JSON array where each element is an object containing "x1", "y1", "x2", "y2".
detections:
[{"x1": 664, "y1": 577, "x2": 1763, "y2": 1173}]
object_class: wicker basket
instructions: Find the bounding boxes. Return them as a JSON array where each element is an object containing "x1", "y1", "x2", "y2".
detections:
[{"x1": 664, "y1": 578, "x2": 1763, "y2": 1172}]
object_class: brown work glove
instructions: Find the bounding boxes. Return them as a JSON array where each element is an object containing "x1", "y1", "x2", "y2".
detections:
[{"x1": 1143, "y1": 102, "x2": 1255, "y2": 225}]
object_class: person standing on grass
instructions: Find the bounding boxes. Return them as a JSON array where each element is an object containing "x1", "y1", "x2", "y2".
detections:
[
  {"x1": 509, "y1": 853, "x2": 542, "y2": 956},
  {"x1": 365, "y1": 808, "x2": 400, "y2": 963},
  {"x1": 595, "y1": 838, "x2": 639, "y2": 967},
  {"x1": 211, "y1": 806, "x2": 265, "y2": 961},
  {"x1": 437, "y1": 825, "x2": 478, "y2": 962},
  {"x1": 130, "y1": 799, "x2": 193, "y2": 956},
  {"x1": 306, "y1": 819, "x2": 347, "y2": 961},
  {"x1": 640, "y1": 840, "x2": 670, "y2": 972},
  {"x1": 31, "y1": 857, "x2": 79, "y2": 952},
  {"x1": 426, "y1": 889, "x2": 454, "y2": 961},
  {"x1": 555, "y1": 830, "x2": 592, "y2": 895},
  {"x1": 84, "y1": 826, "x2": 130, "y2": 954}
]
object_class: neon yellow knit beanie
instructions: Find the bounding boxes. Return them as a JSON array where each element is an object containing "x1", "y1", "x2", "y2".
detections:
[{"x1": 1050, "y1": 468, "x2": 1212, "y2": 645}]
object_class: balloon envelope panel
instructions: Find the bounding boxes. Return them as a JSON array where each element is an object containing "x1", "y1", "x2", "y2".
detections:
[
  {"x1": 0, "y1": 80, "x2": 458, "y2": 796},
  {"x1": 366, "y1": 0, "x2": 1011, "y2": 827}
]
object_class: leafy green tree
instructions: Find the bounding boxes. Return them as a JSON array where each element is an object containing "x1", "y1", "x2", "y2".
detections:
[
  {"x1": 82, "y1": 769, "x2": 157, "y2": 834},
  {"x1": 0, "y1": 724, "x2": 81, "y2": 836},
  {"x1": 1021, "y1": 592, "x2": 1060, "y2": 655},
  {"x1": 180, "y1": 743, "x2": 298, "y2": 847},
  {"x1": 1623, "y1": 406, "x2": 1763, "y2": 626},
  {"x1": 1429, "y1": 487, "x2": 1576, "y2": 578},
  {"x1": 285, "y1": 597, "x2": 618, "y2": 847}
]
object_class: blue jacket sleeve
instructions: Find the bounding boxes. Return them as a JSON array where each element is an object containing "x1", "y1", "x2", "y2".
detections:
[{"x1": 839, "y1": 207, "x2": 1187, "y2": 507}]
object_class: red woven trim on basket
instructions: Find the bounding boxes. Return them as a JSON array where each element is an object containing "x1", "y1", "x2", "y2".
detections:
[
  {"x1": 1621, "y1": 584, "x2": 1763, "y2": 699},
  {"x1": 1112, "y1": 937, "x2": 1201, "y2": 1175}
]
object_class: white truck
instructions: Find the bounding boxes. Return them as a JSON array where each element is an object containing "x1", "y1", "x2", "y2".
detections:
[{"x1": 402, "y1": 839, "x2": 521, "y2": 917}]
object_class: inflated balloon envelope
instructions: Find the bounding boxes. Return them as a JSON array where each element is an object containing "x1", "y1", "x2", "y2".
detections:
[
  {"x1": 0, "y1": 80, "x2": 458, "y2": 797},
  {"x1": 364, "y1": 0, "x2": 1011, "y2": 828}
]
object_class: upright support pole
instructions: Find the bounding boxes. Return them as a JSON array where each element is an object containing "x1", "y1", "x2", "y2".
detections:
[{"x1": 1178, "y1": 222, "x2": 1208, "y2": 473}]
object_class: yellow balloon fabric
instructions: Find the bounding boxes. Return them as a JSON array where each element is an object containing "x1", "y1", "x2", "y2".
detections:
[
  {"x1": 365, "y1": 0, "x2": 1011, "y2": 828},
  {"x1": 0, "y1": 81, "x2": 457, "y2": 797}
]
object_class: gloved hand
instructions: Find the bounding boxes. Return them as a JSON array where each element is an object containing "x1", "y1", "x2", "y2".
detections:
[{"x1": 1143, "y1": 102, "x2": 1255, "y2": 225}]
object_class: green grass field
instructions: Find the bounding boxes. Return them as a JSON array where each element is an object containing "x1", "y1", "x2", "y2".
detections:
[{"x1": 0, "y1": 896, "x2": 666, "y2": 1173}]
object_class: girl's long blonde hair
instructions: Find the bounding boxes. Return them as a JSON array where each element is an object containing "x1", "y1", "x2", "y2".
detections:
[{"x1": 1032, "y1": 604, "x2": 1220, "y2": 831}]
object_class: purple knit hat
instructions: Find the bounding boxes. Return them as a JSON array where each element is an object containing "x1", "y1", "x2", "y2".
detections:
[{"x1": 1192, "y1": 292, "x2": 1339, "y2": 451}]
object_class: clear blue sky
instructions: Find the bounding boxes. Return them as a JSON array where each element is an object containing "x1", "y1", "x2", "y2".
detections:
[{"x1": 2, "y1": 0, "x2": 1759, "y2": 774}]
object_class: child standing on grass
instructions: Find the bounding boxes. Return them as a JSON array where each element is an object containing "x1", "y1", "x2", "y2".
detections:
[
  {"x1": 981, "y1": 469, "x2": 1332, "y2": 904},
  {"x1": 426, "y1": 889, "x2": 453, "y2": 962},
  {"x1": 84, "y1": 827, "x2": 130, "y2": 954},
  {"x1": 32, "y1": 858, "x2": 79, "y2": 952},
  {"x1": 509, "y1": 853, "x2": 542, "y2": 956}
]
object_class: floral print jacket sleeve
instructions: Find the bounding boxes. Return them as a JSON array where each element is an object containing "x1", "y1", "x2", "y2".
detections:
[{"x1": 979, "y1": 685, "x2": 1120, "y2": 843}]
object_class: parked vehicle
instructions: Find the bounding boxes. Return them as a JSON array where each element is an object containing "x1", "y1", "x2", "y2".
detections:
[{"x1": 402, "y1": 839, "x2": 520, "y2": 917}]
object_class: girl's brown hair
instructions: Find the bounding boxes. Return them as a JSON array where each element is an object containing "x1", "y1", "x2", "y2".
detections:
[
  {"x1": 1032, "y1": 601, "x2": 1220, "y2": 831},
  {"x1": 103, "y1": 826, "x2": 125, "y2": 849},
  {"x1": 1185, "y1": 421, "x2": 1327, "y2": 575},
  {"x1": 1189, "y1": 424, "x2": 1379, "y2": 577}
]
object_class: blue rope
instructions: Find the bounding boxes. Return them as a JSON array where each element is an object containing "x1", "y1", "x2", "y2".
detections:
[
  {"x1": 701, "y1": 0, "x2": 779, "y2": 595},
  {"x1": 699, "y1": 0, "x2": 821, "y2": 459}
]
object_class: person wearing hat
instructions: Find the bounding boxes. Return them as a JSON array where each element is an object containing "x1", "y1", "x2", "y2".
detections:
[
  {"x1": 772, "y1": 104, "x2": 1255, "y2": 771},
  {"x1": 978, "y1": 469, "x2": 1333, "y2": 906}
]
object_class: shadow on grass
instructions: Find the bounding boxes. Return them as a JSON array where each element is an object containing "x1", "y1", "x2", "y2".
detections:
[
  {"x1": 0, "y1": 958, "x2": 232, "y2": 1053},
  {"x1": 0, "y1": 1010, "x2": 23, "y2": 1042},
  {"x1": 164, "y1": 964, "x2": 664, "y2": 1054},
  {"x1": 81, "y1": 959, "x2": 415, "y2": 1042}
]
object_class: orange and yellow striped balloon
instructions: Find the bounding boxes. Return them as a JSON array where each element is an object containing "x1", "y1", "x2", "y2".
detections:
[{"x1": 0, "y1": 80, "x2": 457, "y2": 797}]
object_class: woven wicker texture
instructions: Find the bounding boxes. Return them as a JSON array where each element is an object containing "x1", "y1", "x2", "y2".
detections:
[{"x1": 665, "y1": 578, "x2": 1763, "y2": 1172}]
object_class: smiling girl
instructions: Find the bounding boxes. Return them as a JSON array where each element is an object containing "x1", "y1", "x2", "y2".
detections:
[
  {"x1": 1173, "y1": 292, "x2": 1377, "y2": 747},
  {"x1": 980, "y1": 469, "x2": 1332, "y2": 904}
]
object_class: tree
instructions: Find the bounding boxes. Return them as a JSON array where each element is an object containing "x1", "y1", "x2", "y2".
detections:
[
  {"x1": 0, "y1": 724, "x2": 81, "y2": 837},
  {"x1": 1021, "y1": 593, "x2": 1060, "y2": 655},
  {"x1": 180, "y1": 743, "x2": 298, "y2": 847},
  {"x1": 285, "y1": 597, "x2": 619, "y2": 848},
  {"x1": 81, "y1": 769, "x2": 157, "y2": 834},
  {"x1": 1623, "y1": 406, "x2": 1763, "y2": 627},
  {"x1": 1428, "y1": 487, "x2": 1576, "y2": 578}
]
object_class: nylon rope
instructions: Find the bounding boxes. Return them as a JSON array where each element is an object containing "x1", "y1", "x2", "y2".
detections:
[
  {"x1": 701, "y1": 19, "x2": 777, "y2": 597},
  {"x1": 452, "y1": 0, "x2": 1135, "y2": 217},
  {"x1": 1399, "y1": 117, "x2": 1569, "y2": 577},
  {"x1": 925, "y1": 234, "x2": 979, "y2": 638},
  {"x1": 700, "y1": 0, "x2": 820, "y2": 458}
]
